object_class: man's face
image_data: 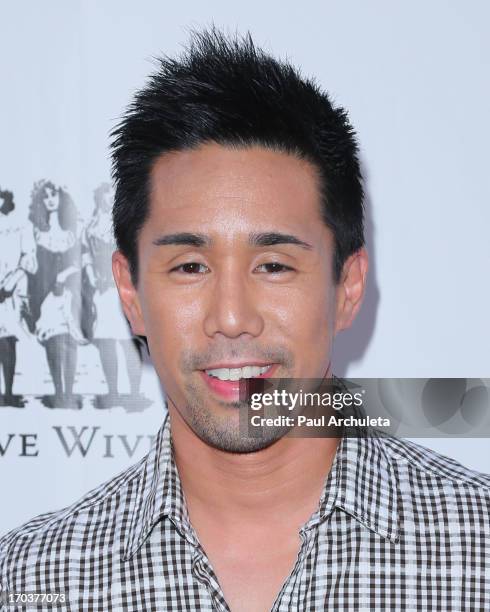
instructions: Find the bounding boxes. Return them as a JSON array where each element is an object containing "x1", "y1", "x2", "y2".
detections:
[{"x1": 114, "y1": 144, "x2": 366, "y2": 452}]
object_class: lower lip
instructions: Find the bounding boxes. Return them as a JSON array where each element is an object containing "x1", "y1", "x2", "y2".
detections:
[{"x1": 199, "y1": 364, "x2": 279, "y2": 402}]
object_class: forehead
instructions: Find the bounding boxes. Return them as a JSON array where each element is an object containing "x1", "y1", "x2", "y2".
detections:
[{"x1": 147, "y1": 143, "x2": 323, "y2": 236}]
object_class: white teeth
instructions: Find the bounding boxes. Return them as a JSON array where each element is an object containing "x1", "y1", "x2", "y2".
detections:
[
  {"x1": 205, "y1": 365, "x2": 272, "y2": 381},
  {"x1": 210, "y1": 368, "x2": 230, "y2": 381}
]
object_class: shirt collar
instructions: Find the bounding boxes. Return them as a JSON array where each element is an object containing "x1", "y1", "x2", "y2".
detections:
[
  {"x1": 122, "y1": 409, "x2": 400, "y2": 560},
  {"x1": 122, "y1": 414, "x2": 197, "y2": 561},
  {"x1": 306, "y1": 428, "x2": 400, "y2": 543}
]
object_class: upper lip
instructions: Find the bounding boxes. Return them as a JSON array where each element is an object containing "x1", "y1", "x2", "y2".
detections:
[{"x1": 201, "y1": 362, "x2": 275, "y2": 370}]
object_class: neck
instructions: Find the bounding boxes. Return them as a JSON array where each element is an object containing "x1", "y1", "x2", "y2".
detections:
[
  {"x1": 170, "y1": 405, "x2": 339, "y2": 531},
  {"x1": 48, "y1": 210, "x2": 61, "y2": 230}
]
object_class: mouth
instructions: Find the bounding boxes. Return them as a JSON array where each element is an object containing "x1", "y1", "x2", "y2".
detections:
[{"x1": 199, "y1": 363, "x2": 279, "y2": 402}]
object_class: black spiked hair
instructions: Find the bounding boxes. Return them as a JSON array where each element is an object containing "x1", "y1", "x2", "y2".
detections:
[{"x1": 111, "y1": 27, "x2": 364, "y2": 285}]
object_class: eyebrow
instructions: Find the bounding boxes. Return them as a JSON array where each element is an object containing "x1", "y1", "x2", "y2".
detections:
[
  {"x1": 152, "y1": 231, "x2": 313, "y2": 250},
  {"x1": 249, "y1": 232, "x2": 313, "y2": 250},
  {"x1": 153, "y1": 232, "x2": 209, "y2": 247}
]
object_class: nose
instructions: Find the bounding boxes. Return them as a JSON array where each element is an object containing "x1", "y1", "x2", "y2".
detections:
[{"x1": 203, "y1": 262, "x2": 264, "y2": 339}]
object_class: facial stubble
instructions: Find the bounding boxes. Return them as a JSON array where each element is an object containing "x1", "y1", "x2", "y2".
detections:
[{"x1": 181, "y1": 377, "x2": 291, "y2": 453}]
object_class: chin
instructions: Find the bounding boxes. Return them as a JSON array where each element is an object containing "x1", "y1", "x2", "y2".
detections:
[
  {"x1": 195, "y1": 426, "x2": 286, "y2": 454},
  {"x1": 185, "y1": 404, "x2": 289, "y2": 454}
]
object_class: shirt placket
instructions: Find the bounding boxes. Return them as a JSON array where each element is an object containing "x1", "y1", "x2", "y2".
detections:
[
  {"x1": 191, "y1": 547, "x2": 231, "y2": 612},
  {"x1": 270, "y1": 455, "x2": 339, "y2": 611},
  {"x1": 270, "y1": 527, "x2": 315, "y2": 612}
]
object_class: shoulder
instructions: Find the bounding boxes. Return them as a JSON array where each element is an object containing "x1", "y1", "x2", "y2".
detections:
[
  {"x1": 382, "y1": 435, "x2": 490, "y2": 486},
  {"x1": 380, "y1": 435, "x2": 490, "y2": 517},
  {"x1": 0, "y1": 455, "x2": 146, "y2": 587}
]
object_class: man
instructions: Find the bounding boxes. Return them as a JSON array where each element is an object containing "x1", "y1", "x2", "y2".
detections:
[{"x1": 1, "y1": 29, "x2": 489, "y2": 611}]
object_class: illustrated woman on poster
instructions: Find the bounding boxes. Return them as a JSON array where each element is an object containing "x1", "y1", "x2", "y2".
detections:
[
  {"x1": 22, "y1": 180, "x2": 84, "y2": 407},
  {"x1": 81, "y1": 182, "x2": 144, "y2": 409},
  {"x1": 0, "y1": 187, "x2": 30, "y2": 407},
  {"x1": 35, "y1": 275, "x2": 87, "y2": 407}
]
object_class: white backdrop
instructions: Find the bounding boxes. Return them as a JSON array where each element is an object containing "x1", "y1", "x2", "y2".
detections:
[{"x1": 1, "y1": 0, "x2": 489, "y2": 537}]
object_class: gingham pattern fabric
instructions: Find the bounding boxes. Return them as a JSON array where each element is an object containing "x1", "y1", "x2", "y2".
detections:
[{"x1": 1, "y1": 413, "x2": 490, "y2": 611}]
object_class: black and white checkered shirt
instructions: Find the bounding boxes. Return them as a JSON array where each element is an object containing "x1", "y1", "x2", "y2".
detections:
[{"x1": 1, "y1": 413, "x2": 490, "y2": 611}]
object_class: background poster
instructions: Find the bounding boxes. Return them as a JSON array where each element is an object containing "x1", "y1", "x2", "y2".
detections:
[{"x1": 1, "y1": 0, "x2": 489, "y2": 536}]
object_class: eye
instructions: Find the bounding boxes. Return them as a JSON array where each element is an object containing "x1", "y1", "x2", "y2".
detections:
[
  {"x1": 255, "y1": 262, "x2": 295, "y2": 274},
  {"x1": 170, "y1": 262, "x2": 209, "y2": 274}
]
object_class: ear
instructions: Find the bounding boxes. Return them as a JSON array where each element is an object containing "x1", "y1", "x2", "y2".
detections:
[
  {"x1": 334, "y1": 248, "x2": 369, "y2": 334},
  {"x1": 112, "y1": 251, "x2": 146, "y2": 336}
]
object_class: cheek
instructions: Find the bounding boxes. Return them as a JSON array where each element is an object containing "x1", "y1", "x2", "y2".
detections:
[
  {"x1": 141, "y1": 286, "x2": 202, "y2": 362},
  {"x1": 273, "y1": 287, "x2": 335, "y2": 373},
  {"x1": 152, "y1": 291, "x2": 204, "y2": 341},
  {"x1": 267, "y1": 285, "x2": 334, "y2": 340}
]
